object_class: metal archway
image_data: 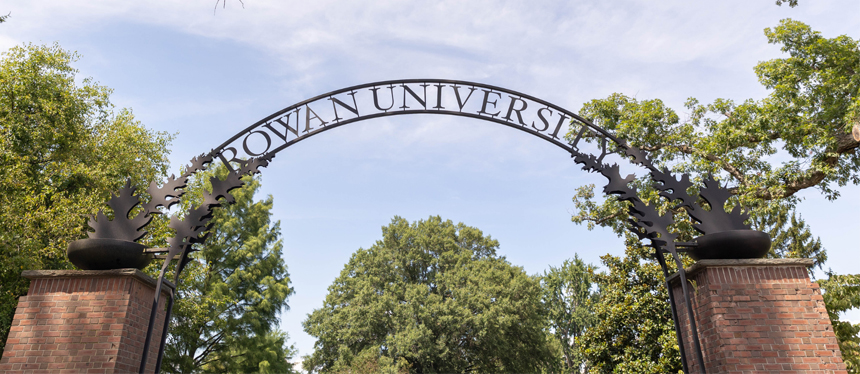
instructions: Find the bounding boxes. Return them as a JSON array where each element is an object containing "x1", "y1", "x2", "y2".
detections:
[
  {"x1": 78, "y1": 79, "x2": 761, "y2": 373},
  {"x1": 211, "y1": 79, "x2": 624, "y2": 168}
]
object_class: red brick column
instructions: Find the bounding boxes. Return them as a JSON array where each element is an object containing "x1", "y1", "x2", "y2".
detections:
[
  {"x1": 670, "y1": 259, "x2": 846, "y2": 373},
  {"x1": 0, "y1": 269, "x2": 174, "y2": 373}
]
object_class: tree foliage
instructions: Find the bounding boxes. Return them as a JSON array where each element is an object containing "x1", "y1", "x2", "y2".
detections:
[
  {"x1": 573, "y1": 19, "x2": 858, "y2": 208},
  {"x1": 820, "y1": 273, "x2": 860, "y2": 373},
  {"x1": 577, "y1": 243, "x2": 683, "y2": 373},
  {"x1": 752, "y1": 210, "x2": 826, "y2": 268},
  {"x1": 161, "y1": 164, "x2": 296, "y2": 374},
  {"x1": 0, "y1": 43, "x2": 172, "y2": 356},
  {"x1": 571, "y1": 19, "x2": 858, "y2": 235},
  {"x1": 567, "y1": 19, "x2": 859, "y2": 370},
  {"x1": 542, "y1": 254, "x2": 598, "y2": 372},
  {"x1": 775, "y1": 0, "x2": 799, "y2": 7},
  {"x1": 302, "y1": 216, "x2": 555, "y2": 374}
]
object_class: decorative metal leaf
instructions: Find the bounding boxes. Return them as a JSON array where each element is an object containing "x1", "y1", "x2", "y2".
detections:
[
  {"x1": 627, "y1": 199, "x2": 677, "y2": 247},
  {"x1": 572, "y1": 153, "x2": 604, "y2": 174},
  {"x1": 627, "y1": 218, "x2": 651, "y2": 241},
  {"x1": 697, "y1": 176, "x2": 733, "y2": 211},
  {"x1": 238, "y1": 154, "x2": 273, "y2": 175},
  {"x1": 87, "y1": 179, "x2": 152, "y2": 241},
  {"x1": 170, "y1": 206, "x2": 212, "y2": 241},
  {"x1": 602, "y1": 163, "x2": 637, "y2": 201},
  {"x1": 650, "y1": 168, "x2": 696, "y2": 209},
  {"x1": 164, "y1": 155, "x2": 272, "y2": 256},
  {"x1": 185, "y1": 153, "x2": 214, "y2": 175},
  {"x1": 142, "y1": 174, "x2": 189, "y2": 214},
  {"x1": 572, "y1": 136, "x2": 753, "y2": 270},
  {"x1": 571, "y1": 146, "x2": 678, "y2": 249},
  {"x1": 623, "y1": 145, "x2": 650, "y2": 168},
  {"x1": 687, "y1": 175, "x2": 750, "y2": 234},
  {"x1": 205, "y1": 172, "x2": 243, "y2": 207},
  {"x1": 164, "y1": 205, "x2": 213, "y2": 254}
]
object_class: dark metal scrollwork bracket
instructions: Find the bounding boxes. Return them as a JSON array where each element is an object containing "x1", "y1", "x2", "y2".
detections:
[{"x1": 570, "y1": 140, "x2": 756, "y2": 374}]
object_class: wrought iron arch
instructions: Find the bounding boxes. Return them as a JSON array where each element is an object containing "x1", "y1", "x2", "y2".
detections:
[
  {"x1": 213, "y1": 79, "x2": 621, "y2": 158},
  {"x1": 73, "y1": 79, "x2": 767, "y2": 374}
]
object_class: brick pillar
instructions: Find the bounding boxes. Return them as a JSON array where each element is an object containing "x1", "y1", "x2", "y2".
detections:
[
  {"x1": 0, "y1": 269, "x2": 174, "y2": 373},
  {"x1": 669, "y1": 259, "x2": 846, "y2": 373}
]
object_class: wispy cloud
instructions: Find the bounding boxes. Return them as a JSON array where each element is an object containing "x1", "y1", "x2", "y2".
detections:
[{"x1": 5, "y1": 0, "x2": 859, "y2": 360}]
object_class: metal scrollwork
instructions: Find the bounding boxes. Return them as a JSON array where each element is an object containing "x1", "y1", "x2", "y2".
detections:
[{"x1": 73, "y1": 79, "x2": 769, "y2": 374}]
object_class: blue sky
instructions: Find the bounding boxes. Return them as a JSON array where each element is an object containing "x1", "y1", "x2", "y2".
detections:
[{"x1": 3, "y1": 0, "x2": 859, "y2": 362}]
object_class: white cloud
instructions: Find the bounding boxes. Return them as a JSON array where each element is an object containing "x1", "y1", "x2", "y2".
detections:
[
  {"x1": 5, "y1": 0, "x2": 859, "y2": 361},
  {"x1": 7, "y1": 1, "x2": 857, "y2": 115}
]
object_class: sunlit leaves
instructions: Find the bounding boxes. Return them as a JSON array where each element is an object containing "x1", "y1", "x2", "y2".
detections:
[
  {"x1": 161, "y1": 164, "x2": 297, "y2": 374},
  {"x1": 566, "y1": 19, "x2": 859, "y2": 372},
  {"x1": 578, "y1": 243, "x2": 684, "y2": 373},
  {"x1": 0, "y1": 43, "x2": 172, "y2": 355},
  {"x1": 302, "y1": 216, "x2": 555, "y2": 374},
  {"x1": 820, "y1": 273, "x2": 860, "y2": 373}
]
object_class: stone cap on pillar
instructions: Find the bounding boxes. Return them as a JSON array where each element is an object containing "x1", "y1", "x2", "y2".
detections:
[
  {"x1": 667, "y1": 258, "x2": 814, "y2": 284},
  {"x1": 21, "y1": 268, "x2": 176, "y2": 291}
]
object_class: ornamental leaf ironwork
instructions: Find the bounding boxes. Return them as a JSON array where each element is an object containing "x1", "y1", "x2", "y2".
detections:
[
  {"x1": 691, "y1": 176, "x2": 750, "y2": 234},
  {"x1": 142, "y1": 174, "x2": 189, "y2": 214},
  {"x1": 87, "y1": 180, "x2": 152, "y2": 242},
  {"x1": 75, "y1": 79, "x2": 767, "y2": 374},
  {"x1": 616, "y1": 143, "x2": 752, "y2": 236},
  {"x1": 142, "y1": 152, "x2": 214, "y2": 215}
]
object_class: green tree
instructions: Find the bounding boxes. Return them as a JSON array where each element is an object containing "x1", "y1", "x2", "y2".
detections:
[
  {"x1": 820, "y1": 273, "x2": 860, "y2": 373},
  {"x1": 302, "y1": 216, "x2": 555, "y2": 374},
  {"x1": 542, "y1": 255, "x2": 598, "y2": 373},
  {"x1": 160, "y1": 163, "x2": 297, "y2": 374},
  {"x1": 572, "y1": 19, "x2": 858, "y2": 209},
  {"x1": 775, "y1": 0, "x2": 799, "y2": 7},
  {"x1": 567, "y1": 18, "x2": 859, "y2": 370},
  {"x1": 577, "y1": 243, "x2": 683, "y2": 373},
  {"x1": 753, "y1": 210, "x2": 826, "y2": 267},
  {"x1": 0, "y1": 43, "x2": 172, "y2": 356}
]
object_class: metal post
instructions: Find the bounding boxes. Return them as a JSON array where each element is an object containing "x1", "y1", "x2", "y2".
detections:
[
  {"x1": 655, "y1": 249, "x2": 691, "y2": 374},
  {"x1": 154, "y1": 249, "x2": 192, "y2": 374},
  {"x1": 153, "y1": 291, "x2": 175, "y2": 374},
  {"x1": 139, "y1": 274, "x2": 167, "y2": 373},
  {"x1": 671, "y1": 252, "x2": 707, "y2": 373}
]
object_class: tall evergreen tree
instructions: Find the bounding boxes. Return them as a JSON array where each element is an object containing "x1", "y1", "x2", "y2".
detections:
[
  {"x1": 160, "y1": 164, "x2": 297, "y2": 374},
  {"x1": 541, "y1": 255, "x2": 599, "y2": 372},
  {"x1": 752, "y1": 208, "x2": 826, "y2": 269}
]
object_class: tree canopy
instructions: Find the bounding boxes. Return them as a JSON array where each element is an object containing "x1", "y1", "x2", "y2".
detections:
[
  {"x1": 566, "y1": 18, "x2": 859, "y2": 372},
  {"x1": 572, "y1": 19, "x2": 858, "y2": 209},
  {"x1": 0, "y1": 43, "x2": 173, "y2": 355},
  {"x1": 541, "y1": 254, "x2": 599, "y2": 372},
  {"x1": 577, "y1": 243, "x2": 683, "y2": 373},
  {"x1": 570, "y1": 20, "x2": 858, "y2": 241},
  {"x1": 820, "y1": 273, "x2": 860, "y2": 373},
  {"x1": 0, "y1": 42, "x2": 298, "y2": 369},
  {"x1": 302, "y1": 216, "x2": 555, "y2": 374},
  {"x1": 160, "y1": 163, "x2": 297, "y2": 374}
]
